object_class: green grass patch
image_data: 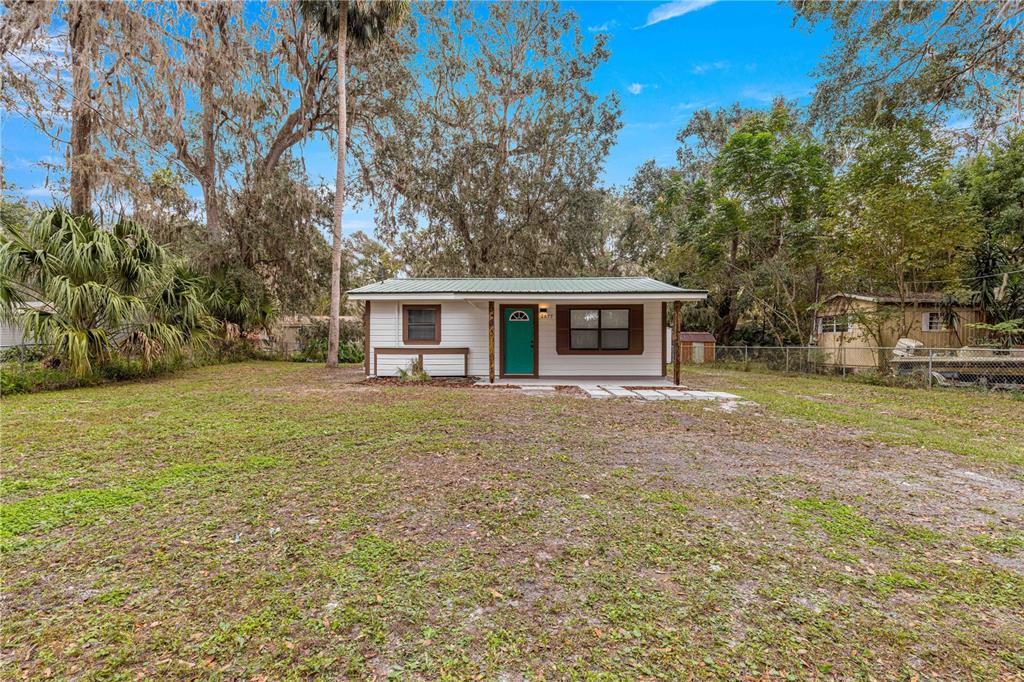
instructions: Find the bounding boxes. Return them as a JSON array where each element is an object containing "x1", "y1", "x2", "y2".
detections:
[
  {"x1": 786, "y1": 497, "x2": 880, "y2": 544},
  {"x1": 973, "y1": 532, "x2": 1024, "y2": 555},
  {"x1": 0, "y1": 457, "x2": 277, "y2": 550},
  {"x1": 2, "y1": 361, "x2": 1022, "y2": 679},
  {"x1": 684, "y1": 366, "x2": 1024, "y2": 466}
]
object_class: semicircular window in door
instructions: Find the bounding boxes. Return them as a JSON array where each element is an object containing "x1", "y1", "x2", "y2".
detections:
[{"x1": 509, "y1": 310, "x2": 530, "y2": 321}]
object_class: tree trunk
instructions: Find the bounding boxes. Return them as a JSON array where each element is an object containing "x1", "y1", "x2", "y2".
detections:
[
  {"x1": 202, "y1": 178, "x2": 220, "y2": 238},
  {"x1": 327, "y1": 8, "x2": 348, "y2": 369},
  {"x1": 199, "y1": 71, "x2": 221, "y2": 236},
  {"x1": 68, "y1": 1, "x2": 93, "y2": 216}
]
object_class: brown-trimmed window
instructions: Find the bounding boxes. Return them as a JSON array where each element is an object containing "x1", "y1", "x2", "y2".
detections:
[
  {"x1": 403, "y1": 304, "x2": 441, "y2": 344},
  {"x1": 556, "y1": 305, "x2": 644, "y2": 355}
]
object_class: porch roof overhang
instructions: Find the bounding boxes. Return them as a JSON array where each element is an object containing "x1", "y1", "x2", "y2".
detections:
[
  {"x1": 346, "y1": 277, "x2": 707, "y2": 302},
  {"x1": 347, "y1": 292, "x2": 707, "y2": 302}
]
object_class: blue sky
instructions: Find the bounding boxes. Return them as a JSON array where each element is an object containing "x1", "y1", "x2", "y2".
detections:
[
  {"x1": 2, "y1": 0, "x2": 833, "y2": 235},
  {"x1": 567, "y1": 0, "x2": 831, "y2": 184}
]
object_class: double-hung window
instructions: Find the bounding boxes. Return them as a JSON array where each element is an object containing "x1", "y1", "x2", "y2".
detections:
[
  {"x1": 923, "y1": 312, "x2": 949, "y2": 332},
  {"x1": 403, "y1": 304, "x2": 441, "y2": 344},
  {"x1": 570, "y1": 308, "x2": 630, "y2": 350},
  {"x1": 819, "y1": 315, "x2": 850, "y2": 334}
]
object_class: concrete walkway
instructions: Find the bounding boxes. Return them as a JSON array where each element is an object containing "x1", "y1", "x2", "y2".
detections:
[
  {"x1": 474, "y1": 377, "x2": 740, "y2": 401},
  {"x1": 588, "y1": 386, "x2": 740, "y2": 401},
  {"x1": 478, "y1": 376, "x2": 676, "y2": 388}
]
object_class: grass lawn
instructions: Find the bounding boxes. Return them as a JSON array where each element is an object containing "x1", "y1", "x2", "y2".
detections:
[{"x1": 2, "y1": 362, "x2": 1022, "y2": 680}]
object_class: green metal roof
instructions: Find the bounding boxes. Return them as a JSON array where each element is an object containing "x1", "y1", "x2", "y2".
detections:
[{"x1": 347, "y1": 277, "x2": 705, "y2": 296}]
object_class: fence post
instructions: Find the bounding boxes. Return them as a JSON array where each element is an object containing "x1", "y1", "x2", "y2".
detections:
[
  {"x1": 744, "y1": 346, "x2": 749, "y2": 364},
  {"x1": 927, "y1": 351, "x2": 933, "y2": 389},
  {"x1": 785, "y1": 347, "x2": 790, "y2": 372}
]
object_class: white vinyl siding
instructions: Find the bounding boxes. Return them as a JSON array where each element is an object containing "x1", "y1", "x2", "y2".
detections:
[
  {"x1": 0, "y1": 320, "x2": 26, "y2": 348},
  {"x1": 368, "y1": 299, "x2": 666, "y2": 378},
  {"x1": 369, "y1": 300, "x2": 489, "y2": 377},
  {"x1": 536, "y1": 302, "x2": 662, "y2": 376}
]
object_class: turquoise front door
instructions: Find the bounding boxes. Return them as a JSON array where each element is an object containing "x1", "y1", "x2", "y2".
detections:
[{"x1": 503, "y1": 306, "x2": 536, "y2": 375}]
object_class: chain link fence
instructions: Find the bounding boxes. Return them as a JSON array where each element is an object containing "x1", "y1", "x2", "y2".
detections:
[{"x1": 709, "y1": 345, "x2": 1024, "y2": 390}]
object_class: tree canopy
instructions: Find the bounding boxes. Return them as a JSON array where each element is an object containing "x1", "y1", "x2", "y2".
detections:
[
  {"x1": 367, "y1": 2, "x2": 622, "y2": 276},
  {"x1": 792, "y1": 1, "x2": 1024, "y2": 143}
]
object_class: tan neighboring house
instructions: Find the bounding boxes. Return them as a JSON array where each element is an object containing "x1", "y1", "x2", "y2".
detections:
[{"x1": 812, "y1": 293, "x2": 984, "y2": 369}]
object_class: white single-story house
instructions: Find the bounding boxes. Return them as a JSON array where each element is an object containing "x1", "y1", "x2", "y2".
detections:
[
  {"x1": 345, "y1": 277, "x2": 707, "y2": 384},
  {"x1": 1, "y1": 319, "x2": 27, "y2": 349},
  {"x1": 1, "y1": 301, "x2": 45, "y2": 349}
]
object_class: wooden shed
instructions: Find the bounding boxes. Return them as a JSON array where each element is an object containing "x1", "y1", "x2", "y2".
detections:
[{"x1": 667, "y1": 330, "x2": 716, "y2": 364}]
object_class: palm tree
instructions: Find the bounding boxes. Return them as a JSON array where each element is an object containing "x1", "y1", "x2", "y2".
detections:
[
  {"x1": 299, "y1": 0, "x2": 409, "y2": 368},
  {"x1": 0, "y1": 208, "x2": 213, "y2": 376}
]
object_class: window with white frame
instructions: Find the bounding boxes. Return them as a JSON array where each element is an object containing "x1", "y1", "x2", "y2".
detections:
[
  {"x1": 818, "y1": 315, "x2": 850, "y2": 334},
  {"x1": 923, "y1": 312, "x2": 950, "y2": 332}
]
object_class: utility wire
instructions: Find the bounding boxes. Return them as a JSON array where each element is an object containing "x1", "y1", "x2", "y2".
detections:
[{"x1": 913, "y1": 266, "x2": 1024, "y2": 286}]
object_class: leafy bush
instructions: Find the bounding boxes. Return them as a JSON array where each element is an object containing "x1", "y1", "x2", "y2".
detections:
[
  {"x1": 0, "y1": 346, "x2": 282, "y2": 396},
  {"x1": 209, "y1": 337, "x2": 268, "y2": 363},
  {"x1": 0, "y1": 345, "x2": 48, "y2": 364},
  {"x1": 1, "y1": 362, "x2": 79, "y2": 395},
  {"x1": 1, "y1": 355, "x2": 175, "y2": 395},
  {"x1": 841, "y1": 370, "x2": 924, "y2": 389},
  {"x1": 295, "y1": 319, "x2": 364, "y2": 364},
  {"x1": 0, "y1": 208, "x2": 213, "y2": 376}
]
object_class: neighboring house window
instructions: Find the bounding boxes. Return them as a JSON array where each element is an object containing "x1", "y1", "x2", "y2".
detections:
[
  {"x1": 923, "y1": 312, "x2": 949, "y2": 332},
  {"x1": 819, "y1": 315, "x2": 850, "y2": 334},
  {"x1": 555, "y1": 305, "x2": 644, "y2": 355},
  {"x1": 403, "y1": 304, "x2": 441, "y2": 344}
]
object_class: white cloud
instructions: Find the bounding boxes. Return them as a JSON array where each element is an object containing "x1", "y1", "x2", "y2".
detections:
[
  {"x1": 588, "y1": 20, "x2": 618, "y2": 33},
  {"x1": 691, "y1": 60, "x2": 729, "y2": 75},
  {"x1": 627, "y1": 83, "x2": 646, "y2": 95},
  {"x1": 944, "y1": 114, "x2": 973, "y2": 131},
  {"x1": 642, "y1": 0, "x2": 718, "y2": 28},
  {"x1": 739, "y1": 83, "x2": 813, "y2": 103},
  {"x1": 20, "y1": 185, "x2": 59, "y2": 199},
  {"x1": 674, "y1": 100, "x2": 710, "y2": 112},
  {"x1": 13, "y1": 155, "x2": 61, "y2": 169}
]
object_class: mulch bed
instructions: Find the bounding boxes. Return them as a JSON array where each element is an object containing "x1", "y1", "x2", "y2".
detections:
[
  {"x1": 361, "y1": 377, "x2": 585, "y2": 396},
  {"x1": 359, "y1": 376, "x2": 478, "y2": 387}
]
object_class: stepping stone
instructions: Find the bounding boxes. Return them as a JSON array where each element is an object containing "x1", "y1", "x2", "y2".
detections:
[
  {"x1": 681, "y1": 390, "x2": 723, "y2": 400},
  {"x1": 657, "y1": 390, "x2": 695, "y2": 400},
  {"x1": 582, "y1": 386, "x2": 611, "y2": 398},
  {"x1": 707, "y1": 391, "x2": 740, "y2": 399},
  {"x1": 600, "y1": 385, "x2": 638, "y2": 398},
  {"x1": 521, "y1": 385, "x2": 556, "y2": 391},
  {"x1": 634, "y1": 389, "x2": 667, "y2": 400},
  {"x1": 681, "y1": 390, "x2": 739, "y2": 399}
]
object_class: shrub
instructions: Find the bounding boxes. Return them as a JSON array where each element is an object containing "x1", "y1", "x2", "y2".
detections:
[
  {"x1": 397, "y1": 356, "x2": 429, "y2": 382},
  {"x1": 0, "y1": 208, "x2": 213, "y2": 376},
  {"x1": 0, "y1": 349, "x2": 266, "y2": 396},
  {"x1": 295, "y1": 319, "x2": 364, "y2": 364},
  {"x1": 0, "y1": 362, "x2": 79, "y2": 395},
  {"x1": 0, "y1": 345, "x2": 48, "y2": 364},
  {"x1": 209, "y1": 337, "x2": 266, "y2": 363}
]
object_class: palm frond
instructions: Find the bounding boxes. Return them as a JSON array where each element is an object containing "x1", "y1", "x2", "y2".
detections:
[{"x1": 0, "y1": 207, "x2": 218, "y2": 376}]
